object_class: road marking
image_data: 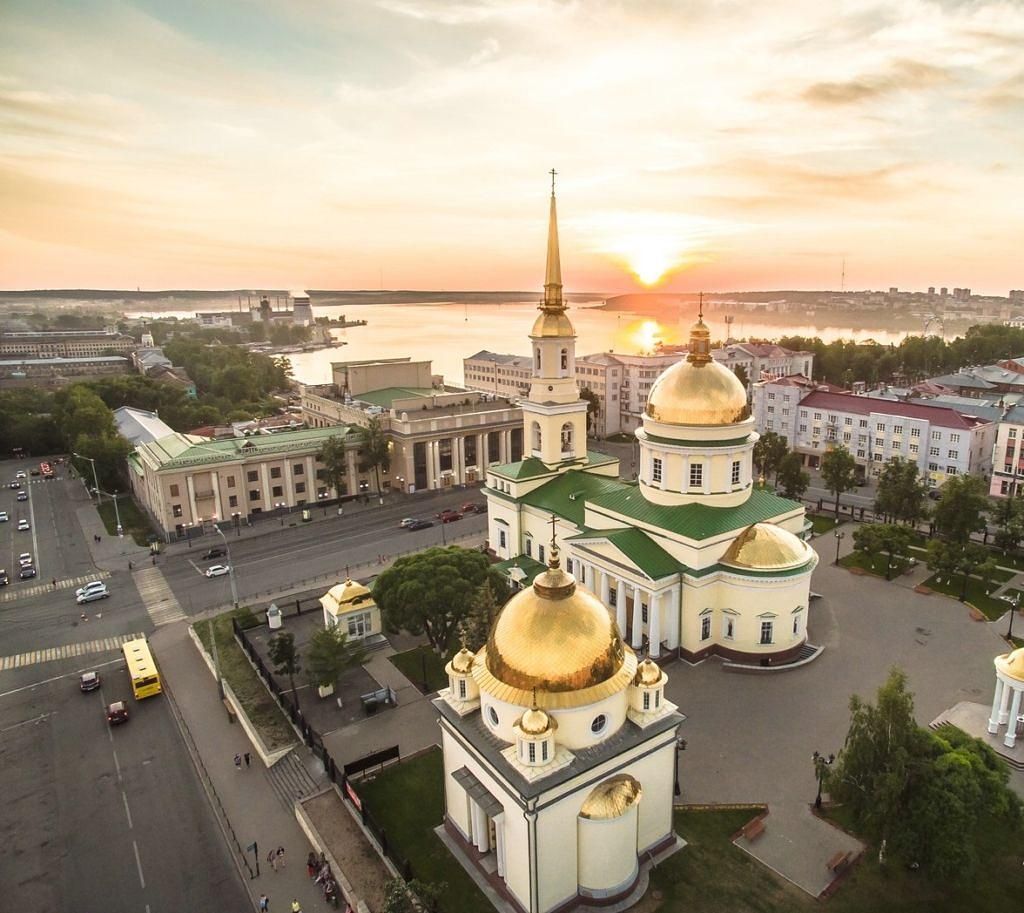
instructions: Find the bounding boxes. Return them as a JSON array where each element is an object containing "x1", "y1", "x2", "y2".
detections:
[
  {"x1": 0, "y1": 631, "x2": 143, "y2": 672},
  {"x1": 132, "y1": 839, "x2": 146, "y2": 889},
  {"x1": 0, "y1": 570, "x2": 111, "y2": 603},
  {"x1": 26, "y1": 483, "x2": 41, "y2": 578},
  {"x1": 133, "y1": 567, "x2": 187, "y2": 626},
  {"x1": 0, "y1": 711, "x2": 52, "y2": 734},
  {"x1": 0, "y1": 657, "x2": 124, "y2": 699},
  {"x1": 122, "y1": 791, "x2": 133, "y2": 828}
]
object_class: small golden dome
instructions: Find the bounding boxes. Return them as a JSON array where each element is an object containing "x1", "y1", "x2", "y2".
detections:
[
  {"x1": 634, "y1": 658, "x2": 662, "y2": 686},
  {"x1": 450, "y1": 647, "x2": 476, "y2": 674},
  {"x1": 475, "y1": 546, "x2": 636, "y2": 708},
  {"x1": 995, "y1": 647, "x2": 1024, "y2": 683},
  {"x1": 722, "y1": 523, "x2": 813, "y2": 571},
  {"x1": 579, "y1": 775, "x2": 643, "y2": 820},
  {"x1": 531, "y1": 309, "x2": 575, "y2": 338},
  {"x1": 321, "y1": 578, "x2": 374, "y2": 616},
  {"x1": 644, "y1": 358, "x2": 748, "y2": 426},
  {"x1": 515, "y1": 705, "x2": 557, "y2": 736}
]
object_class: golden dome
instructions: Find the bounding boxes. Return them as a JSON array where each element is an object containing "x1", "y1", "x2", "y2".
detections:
[
  {"x1": 515, "y1": 705, "x2": 557, "y2": 736},
  {"x1": 450, "y1": 647, "x2": 476, "y2": 674},
  {"x1": 644, "y1": 358, "x2": 749, "y2": 426},
  {"x1": 474, "y1": 548, "x2": 637, "y2": 709},
  {"x1": 722, "y1": 523, "x2": 813, "y2": 571},
  {"x1": 634, "y1": 658, "x2": 663, "y2": 687},
  {"x1": 579, "y1": 775, "x2": 643, "y2": 820},
  {"x1": 995, "y1": 647, "x2": 1024, "y2": 683},
  {"x1": 531, "y1": 308, "x2": 575, "y2": 338}
]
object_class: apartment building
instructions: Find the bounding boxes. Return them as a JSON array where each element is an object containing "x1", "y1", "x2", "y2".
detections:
[
  {"x1": 0, "y1": 329, "x2": 137, "y2": 358},
  {"x1": 989, "y1": 406, "x2": 1024, "y2": 497},
  {"x1": 0, "y1": 355, "x2": 132, "y2": 388},
  {"x1": 463, "y1": 351, "x2": 532, "y2": 398}
]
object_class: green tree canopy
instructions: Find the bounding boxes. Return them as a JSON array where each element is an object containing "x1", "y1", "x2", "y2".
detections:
[
  {"x1": 317, "y1": 434, "x2": 349, "y2": 499},
  {"x1": 776, "y1": 452, "x2": 809, "y2": 500},
  {"x1": 752, "y1": 431, "x2": 788, "y2": 481},
  {"x1": 874, "y1": 457, "x2": 928, "y2": 525},
  {"x1": 579, "y1": 387, "x2": 600, "y2": 436},
  {"x1": 268, "y1": 631, "x2": 302, "y2": 708},
  {"x1": 932, "y1": 475, "x2": 989, "y2": 545},
  {"x1": 821, "y1": 445, "x2": 858, "y2": 516},
  {"x1": 358, "y1": 416, "x2": 391, "y2": 496},
  {"x1": 374, "y1": 547, "x2": 510, "y2": 653},
  {"x1": 991, "y1": 493, "x2": 1024, "y2": 554},
  {"x1": 306, "y1": 624, "x2": 366, "y2": 690},
  {"x1": 852, "y1": 523, "x2": 913, "y2": 580},
  {"x1": 462, "y1": 579, "x2": 503, "y2": 652}
]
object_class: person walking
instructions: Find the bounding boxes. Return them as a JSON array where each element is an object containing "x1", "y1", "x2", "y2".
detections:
[
  {"x1": 234, "y1": 753, "x2": 242, "y2": 771},
  {"x1": 290, "y1": 901, "x2": 302, "y2": 913},
  {"x1": 259, "y1": 894, "x2": 270, "y2": 912},
  {"x1": 244, "y1": 751, "x2": 251, "y2": 768},
  {"x1": 276, "y1": 846, "x2": 286, "y2": 868},
  {"x1": 306, "y1": 852, "x2": 317, "y2": 879},
  {"x1": 267, "y1": 848, "x2": 278, "y2": 872}
]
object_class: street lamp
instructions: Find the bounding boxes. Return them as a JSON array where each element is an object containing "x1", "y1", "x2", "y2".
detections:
[
  {"x1": 232, "y1": 511, "x2": 241, "y2": 537},
  {"x1": 1001, "y1": 592, "x2": 1020, "y2": 642},
  {"x1": 673, "y1": 736, "x2": 688, "y2": 797},
  {"x1": 812, "y1": 750, "x2": 835, "y2": 809},
  {"x1": 72, "y1": 452, "x2": 102, "y2": 505},
  {"x1": 833, "y1": 530, "x2": 845, "y2": 566},
  {"x1": 214, "y1": 525, "x2": 240, "y2": 610},
  {"x1": 112, "y1": 490, "x2": 123, "y2": 537}
]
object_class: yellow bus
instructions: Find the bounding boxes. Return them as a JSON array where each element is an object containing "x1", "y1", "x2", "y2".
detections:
[{"x1": 122, "y1": 638, "x2": 163, "y2": 699}]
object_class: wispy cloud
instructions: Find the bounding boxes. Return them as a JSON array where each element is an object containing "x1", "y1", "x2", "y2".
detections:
[{"x1": 802, "y1": 59, "x2": 953, "y2": 106}]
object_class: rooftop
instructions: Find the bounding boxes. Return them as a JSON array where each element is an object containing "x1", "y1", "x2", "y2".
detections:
[
  {"x1": 355, "y1": 387, "x2": 436, "y2": 407},
  {"x1": 466, "y1": 350, "x2": 531, "y2": 365},
  {"x1": 113, "y1": 407, "x2": 177, "y2": 446},
  {"x1": 798, "y1": 390, "x2": 992, "y2": 429},
  {"x1": 0, "y1": 355, "x2": 129, "y2": 366}
]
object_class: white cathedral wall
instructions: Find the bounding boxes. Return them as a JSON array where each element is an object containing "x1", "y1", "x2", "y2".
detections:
[
  {"x1": 577, "y1": 807, "x2": 640, "y2": 896},
  {"x1": 479, "y1": 690, "x2": 628, "y2": 752},
  {"x1": 535, "y1": 795, "x2": 586, "y2": 913},
  {"x1": 487, "y1": 502, "x2": 521, "y2": 560}
]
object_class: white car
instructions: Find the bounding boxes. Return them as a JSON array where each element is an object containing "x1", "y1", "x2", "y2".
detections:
[
  {"x1": 0, "y1": 511, "x2": 8, "y2": 522},
  {"x1": 15, "y1": 470, "x2": 26, "y2": 479},
  {"x1": 19, "y1": 553, "x2": 33, "y2": 568},
  {"x1": 399, "y1": 518, "x2": 417, "y2": 529},
  {"x1": 205, "y1": 564, "x2": 230, "y2": 578},
  {"x1": 77, "y1": 585, "x2": 109, "y2": 604},
  {"x1": 17, "y1": 519, "x2": 30, "y2": 531},
  {"x1": 76, "y1": 580, "x2": 107, "y2": 598}
]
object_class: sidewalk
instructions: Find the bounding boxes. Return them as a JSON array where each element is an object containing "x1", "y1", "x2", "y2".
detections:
[
  {"x1": 152, "y1": 620, "x2": 332, "y2": 913},
  {"x1": 72, "y1": 481, "x2": 151, "y2": 573}
]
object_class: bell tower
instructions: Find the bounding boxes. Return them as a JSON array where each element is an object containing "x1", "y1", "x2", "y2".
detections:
[{"x1": 521, "y1": 171, "x2": 589, "y2": 467}]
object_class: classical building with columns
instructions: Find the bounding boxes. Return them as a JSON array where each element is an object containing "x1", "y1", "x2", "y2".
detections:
[
  {"x1": 485, "y1": 187, "x2": 818, "y2": 664},
  {"x1": 987, "y1": 647, "x2": 1024, "y2": 749}
]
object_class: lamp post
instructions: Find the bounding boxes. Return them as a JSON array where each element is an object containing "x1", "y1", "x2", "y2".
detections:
[
  {"x1": 214, "y1": 525, "x2": 239, "y2": 610},
  {"x1": 812, "y1": 750, "x2": 835, "y2": 809},
  {"x1": 232, "y1": 511, "x2": 241, "y2": 537},
  {"x1": 833, "y1": 530, "x2": 845, "y2": 566},
  {"x1": 673, "y1": 736, "x2": 688, "y2": 797},
  {"x1": 1001, "y1": 592, "x2": 1020, "y2": 642},
  {"x1": 73, "y1": 452, "x2": 102, "y2": 505},
  {"x1": 112, "y1": 490, "x2": 123, "y2": 537}
]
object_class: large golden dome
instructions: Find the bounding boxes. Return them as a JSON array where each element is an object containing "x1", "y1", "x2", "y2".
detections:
[
  {"x1": 645, "y1": 358, "x2": 749, "y2": 426},
  {"x1": 996, "y1": 647, "x2": 1024, "y2": 683},
  {"x1": 722, "y1": 523, "x2": 813, "y2": 570},
  {"x1": 474, "y1": 548, "x2": 637, "y2": 709}
]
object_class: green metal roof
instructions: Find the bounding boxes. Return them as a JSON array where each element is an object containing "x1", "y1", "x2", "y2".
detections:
[
  {"x1": 490, "y1": 449, "x2": 618, "y2": 482},
  {"x1": 568, "y1": 527, "x2": 682, "y2": 580},
  {"x1": 640, "y1": 433, "x2": 752, "y2": 448},
  {"x1": 355, "y1": 387, "x2": 434, "y2": 407},
  {"x1": 493, "y1": 555, "x2": 547, "y2": 586},
  {"x1": 518, "y1": 470, "x2": 629, "y2": 527},
  {"x1": 150, "y1": 425, "x2": 357, "y2": 470}
]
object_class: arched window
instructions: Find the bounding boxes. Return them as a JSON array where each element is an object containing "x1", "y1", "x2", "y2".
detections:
[
  {"x1": 535, "y1": 348, "x2": 541, "y2": 370},
  {"x1": 533, "y1": 422, "x2": 543, "y2": 452},
  {"x1": 560, "y1": 422, "x2": 573, "y2": 455},
  {"x1": 560, "y1": 348, "x2": 568, "y2": 372}
]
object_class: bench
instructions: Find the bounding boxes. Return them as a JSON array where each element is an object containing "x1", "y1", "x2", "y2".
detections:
[
  {"x1": 827, "y1": 851, "x2": 851, "y2": 873},
  {"x1": 742, "y1": 818, "x2": 766, "y2": 841},
  {"x1": 222, "y1": 698, "x2": 237, "y2": 724}
]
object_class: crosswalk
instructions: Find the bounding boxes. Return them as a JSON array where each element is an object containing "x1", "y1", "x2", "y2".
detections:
[
  {"x1": 0, "y1": 571, "x2": 111, "y2": 604},
  {"x1": 133, "y1": 567, "x2": 187, "y2": 627},
  {"x1": 0, "y1": 631, "x2": 145, "y2": 672}
]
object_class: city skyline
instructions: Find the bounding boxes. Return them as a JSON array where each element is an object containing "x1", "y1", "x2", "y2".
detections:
[{"x1": 2, "y1": 0, "x2": 1023, "y2": 293}]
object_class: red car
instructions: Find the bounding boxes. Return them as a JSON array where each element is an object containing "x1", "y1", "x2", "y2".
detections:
[
  {"x1": 106, "y1": 701, "x2": 129, "y2": 725},
  {"x1": 437, "y1": 509, "x2": 463, "y2": 523},
  {"x1": 461, "y1": 502, "x2": 486, "y2": 514}
]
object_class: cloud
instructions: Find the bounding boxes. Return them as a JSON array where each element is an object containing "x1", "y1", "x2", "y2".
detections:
[{"x1": 802, "y1": 59, "x2": 954, "y2": 106}]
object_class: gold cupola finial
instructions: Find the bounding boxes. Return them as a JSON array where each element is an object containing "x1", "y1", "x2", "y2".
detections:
[
  {"x1": 541, "y1": 169, "x2": 564, "y2": 313},
  {"x1": 532, "y1": 514, "x2": 575, "y2": 598},
  {"x1": 686, "y1": 291, "x2": 712, "y2": 366}
]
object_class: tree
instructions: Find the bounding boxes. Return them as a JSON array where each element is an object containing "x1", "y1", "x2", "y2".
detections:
[
  {"x1": 373, "y1": 547, "x2": 510, "y2": 653},
  {"x1": 357, "y1": 416, "x2": 391, "y2": 497},
  {"x1": 829, "y1": 668, "x2": 1021, "y2": 881},
  {"x1": 579, "y1": 387, "x2": 600, "y2": 437},
  {"x1": 932, "y1": 475, "x2": 989, "y2": 545},
  {"x1": 317, "y1": 434, "x2": 349, "y2": 499},
  {"x1": 927, "y1": 541, "x2": 988, "y2": 600},
  {"x1": 874, "y1": 457, "x2": 928, "y2": 526},
  {"x1": 268, "y1": 631, "x2": 302, "y2": 709},
  {"x1": 462, "y1": 580, "x2": 502, "y2": 651},
  {"x1": 991, "y1": 494, "x2": 1024, "y2": 554},
  {"x1": 306, "y1": 624, "x2": 366, "y2": 692},
  {"x1": 776, "y1": 452, "x2": 809, "y2": 500},
  {"x1": 752, "y1": 431, "x2": 788, "y2": 481},
  {"x1": 852, "y1": 524, "x2": 913, "y2": 580},
  {"x1": 383, "y1": 879, "x2": 446, "y2": 913},
  {"x1": 732, "y1": 363, "x2": 750, "y2": 389},
  {"x1": 821, "y1": 445, "x2": 858, "y2": 517}
]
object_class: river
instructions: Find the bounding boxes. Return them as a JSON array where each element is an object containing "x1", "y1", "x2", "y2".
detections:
[{"x1": 125, "y1": 300, "x2": 914, "y2": 386}]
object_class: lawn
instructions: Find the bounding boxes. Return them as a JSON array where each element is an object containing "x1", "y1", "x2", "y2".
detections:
[
  {"x1": 922, "y1": 574, "x2": 1013, "y2": 620},
  {"x1": 389, "y1": 645, "x2": 449, "y2": 694},
  {"x1": 356, "y1": 747, "x2": 491, "y2": 913},
  {"x1": 808, "y1": 514, "x2": 843, "y2": 535},
  {"x1": 192, "y1": 607, "x2": 296, "y2": 751},
  {"x1": 97, "y1": 496, "x2": 156, "y2": 546},
  {"x1": 839, "y1": 551, "x2": 912, "y2": 579}
]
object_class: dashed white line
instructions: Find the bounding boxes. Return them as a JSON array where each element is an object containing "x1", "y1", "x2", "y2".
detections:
[
  {"x1": 132, "y1": 839, "x2": 146, "y2": 889},
  {"x1": 122, "y1": 791, "x2": 133, "y2": 829},
  {"x1": 0, "y1": 711, "x2": 52, "y2": 734}
]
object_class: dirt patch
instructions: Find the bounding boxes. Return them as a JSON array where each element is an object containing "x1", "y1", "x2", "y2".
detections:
[
  {"x1": 301, "y1": 790, "x2": 390, "y2": 912},
  {"x1": 914, "y1": 584, "x2": 933, "y2": 595}
]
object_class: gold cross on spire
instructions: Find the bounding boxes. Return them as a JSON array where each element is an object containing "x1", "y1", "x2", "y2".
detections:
[
  {"x1": 550, "y1": 168, "x2": 557, "y2": 195},
  {"x1": 698, "y1": 291, "x2": 704, "y2": 321}
]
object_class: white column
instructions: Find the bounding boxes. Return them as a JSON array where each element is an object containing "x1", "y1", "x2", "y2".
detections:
[
  {"x1": 305, "y1": 455, "x2": 316, "y2": 497},
  {"x1": 478, "y1": 433, "x2": 487, "y2": 469},
  {"x1": 616, "y1": 580, "x2": 627, "y2": 635},
  {"x1": 631, "y1": 587, "x2": 645, "y2": 649},
  {"x1": 989, "y1": 677, "x2": 1005, "y2": 734},
  {"x1": 284, "y1": 459, "x2": 294, "y2": 506},
  {"x1": 186, "y1": 475, "x2": 198, "y2": 522},
  {"x1": 456, "y1": 436, "x2": 466, "y2": 484},
  {"x1": 668, "y1": 585, "x2": 681, "y2": 649},
  {"x1": 601, "y1": 571, "x2": 611, "y2": 607},
  {"x1": 346, "y1": 449, "x2": 358, "y2": 495},
  {"x1": 649, "y1": 589, "x2": 662, "y2": 658},
  {"x1": 1004, "y1": 687, "x2": 1023, "y2": 748},
  {"x1": 999, "y1": 678, "x2": 1014, "y2": 724},
  {"x1": 429, "y1": 440, "x2": 439, "y2": 488},
  {"x1": 494, "y1": 819, "x2": 505, "y2": 878}
]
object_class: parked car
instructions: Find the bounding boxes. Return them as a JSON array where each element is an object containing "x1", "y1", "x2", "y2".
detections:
[
  {"x1": 406, "y1": 519, "x2": 435, "y2": 531},
  {"x1": 106, "y1": 701, "x2": 129, "y2": 725},
  {"x1": 17, "y1": 491, "x2": 28, "y2": 502},
  {"x1": 19, "y1": 565, "x2": 36, "y2": 580},
  {"x1": 0, "y1": 569, "x2": 8, "y2": 586},
  {"x1": 0, "y1": 510, "x2": 8, "y2": 521},
  {"x1": 928, "y1": 488, "x2": 943, "y2": 501},
  {"x1": 18, "y1": 553, "x2": 33, "y2": 567},
  {"x1": 17, "y1": 519, "x2": 30, "y2": 531},
  {"x1": 437, "y1": 509, "x2": 463, "y2": 523},
  {"x1": 398, "y1": 518, "x2": 417, "y2": 529},
  {"x1": 461, "y1": 502, "x2": 486, "y2": 514},
  {"x1": 80, "y1": 671, "x2": 101, "y2": 692},
  {"x1": 205, "y1": 564, "x2": 230, "y2": 578},
  {"x1": 77, "y1": 584, "x2": 109, "y2": 604},
  {"x1": 201, "y1": 546, "x2": 227, "y2": 560}
]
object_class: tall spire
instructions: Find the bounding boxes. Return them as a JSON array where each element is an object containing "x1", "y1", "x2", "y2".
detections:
[
  {"x1": 542, "y1": 169, "x2": 563, "y2": 311},
  {"x1": 686, "y1": 291, "x2": 712, "y2": 366}
]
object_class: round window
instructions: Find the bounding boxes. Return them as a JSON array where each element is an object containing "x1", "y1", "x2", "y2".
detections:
[
  {"x1": 591, "y1": 714, "x2": 607, "y2": 735},
  {"x1": 488, "y1": 706, "x2": 499, "y2": 727}
]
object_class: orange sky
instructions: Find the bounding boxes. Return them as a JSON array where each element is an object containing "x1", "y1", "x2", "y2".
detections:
[{"x1": 2, "y1": 1, "x2": 1023, "y2": 294}]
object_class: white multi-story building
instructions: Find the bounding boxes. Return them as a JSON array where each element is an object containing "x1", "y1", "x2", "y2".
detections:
[
  {"x1": 989, "y1": 406, "x2": 1024, "y2": 497},
  {"x1": 711, "y1": 342, "x2": 814, "y2": 388}
]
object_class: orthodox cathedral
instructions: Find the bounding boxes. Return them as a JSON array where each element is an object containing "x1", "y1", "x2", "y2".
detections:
[{"x1": 433, "y1": 182, "x2": 818, "y2": 913}]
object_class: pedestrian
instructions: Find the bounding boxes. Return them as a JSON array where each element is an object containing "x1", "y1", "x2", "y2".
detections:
[
  {"x1": 51, "y1": 578, "x2": 57, "y2": 588},
  {"x1": 234, "y1": 753, "x2": 242, "y2": 770},
  {"x1": 267, "y1": 848, "x2": 278, "y2": 872},
  {"x1": 128, "y1": 560, "x2": 133, "y2": 570},
  {"x1": 306, "y1": 852, "x2": 317, "y2": 879},
  {"x1": 259, "y1": 894, "x2": 270, "y2": 912},
  {"x1": 276, "y1": 846, "x2": 286, "y2": 868},
  {"x1": 244, "y1": 751, "x2": 251, "y2": 768},
  {"x1": 151, "y1": 555, "x2": 156, "y2": 566},
  {"x1": 290, "y1": 901, "x2": 302, "y2": 913}
]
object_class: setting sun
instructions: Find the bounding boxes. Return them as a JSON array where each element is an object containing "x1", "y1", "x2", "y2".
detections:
[{"x1": 631, "y1": 319, "x2": 663, "y2": 352}]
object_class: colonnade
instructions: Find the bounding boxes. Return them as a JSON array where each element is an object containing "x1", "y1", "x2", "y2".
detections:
[
  {"x1": 421, "y1": 429, "x2": 515, "y2": 490},
  {"x1": 988, "y1": 672, "x2": 1024, "y2": 749}
]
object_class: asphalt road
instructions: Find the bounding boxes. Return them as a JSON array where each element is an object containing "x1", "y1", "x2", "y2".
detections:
[{"x1": 0, "y1": 652, "x2": 247, "y2": 913}]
